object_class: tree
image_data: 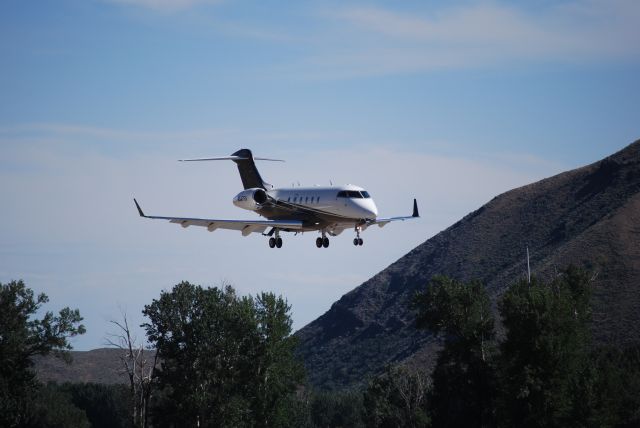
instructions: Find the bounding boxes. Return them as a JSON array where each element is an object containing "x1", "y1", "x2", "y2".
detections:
[
  {"x1": 363, "y1": 365, "x2": 430, "y2": 428},
  {"x1": 252, "y1": 292, "x2": 306, "y2": 427},
  {"x1": 307, "y1": 389, "x2": 364, "y2": 428},
  {"x1": 26, "y1": 382, "x2": 90, "y2": 428},
  {"x1": 58, "y1": 382, "x2": 131, "y2": 428},
  {"x1": 413, "y1": 276, "x2": 496, "y2": 428},
  {"x1": 497, "y1": 266, "x2": 593, "y2": 427},
  {"x1": 142, "y1": 281, "x2": 304, "y2": 427},
  {"x1": 0, "y1": 280, "x2": 86, "y2": 427},
  {"x1": 107, "y1": 310, "x2": 158, "y2": 428}
]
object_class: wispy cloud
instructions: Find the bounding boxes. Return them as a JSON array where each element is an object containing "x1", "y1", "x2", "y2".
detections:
[
  {"x1": 103, "y1": 0, "x2": 222, "y2": 13},
  {"x1": 301, "y1": 0, "x2": 640, "y2": 78},
  {"x1": 97, "y1": 1, "x2": 640, "y2": 77},
  {"x1": 0, "y1": 123, "x2": 236, "y2": 144},
  {"x1": 0, "y1": 122, "x2": 570, "y2": 348}
]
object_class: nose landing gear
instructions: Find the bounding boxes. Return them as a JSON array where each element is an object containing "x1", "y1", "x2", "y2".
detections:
[{"x1": 353, "y1": 226, "x2": 364, "y2": 246}]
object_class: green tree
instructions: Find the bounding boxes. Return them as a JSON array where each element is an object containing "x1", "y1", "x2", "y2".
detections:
[
  {"x1": 587, "y1": 345, "x2": 640, "y2": 427},
  {"x1": 252, "y1": 292, "x2": 306, "y2": 427},
  {"x1": 363, "y1": 365, "x2": 430, "y2": 428},
  {"x1": 497, "y1": 266, "x2": 593, "y2": 427},
  {"x1": 310, "y1": 389, "x2": 365, "y2": 428},
  {"x1": 59, "y1": 382, "x2": 131, "y2": 428},
  {"x1": 0, "y1": 280, "x2": 86, "y2": 427},
  {"x1": 26, "y1": 382, "x2": 90, "y2": 428},
  {"x1": 142, "y1": 281, "x2": 304, "y2": 428},
  {"x1": 413, "y1": 276, "x2": 496, "y2": 428}
]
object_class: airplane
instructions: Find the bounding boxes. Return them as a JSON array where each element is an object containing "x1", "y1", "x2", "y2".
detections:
[{"x1": 133, "y1": 149, "x2": 419, "y2": 249}]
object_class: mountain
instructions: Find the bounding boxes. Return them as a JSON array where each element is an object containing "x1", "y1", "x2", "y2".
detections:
[
  {"x1": 34, "y1": 348, "x2": 132, "y2": 385},
  {"x1": 296, "y1": 140, "x2": 640, "y2": 390}
]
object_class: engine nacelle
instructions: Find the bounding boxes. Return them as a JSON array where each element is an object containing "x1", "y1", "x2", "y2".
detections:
[{"x1": 233, "y1": 188, "x2": 268, "y2": 211}]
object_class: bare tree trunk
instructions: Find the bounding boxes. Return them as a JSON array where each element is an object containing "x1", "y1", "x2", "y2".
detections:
[{"x1": 106, "y1": 309, "x2": 158, "y2": 428}]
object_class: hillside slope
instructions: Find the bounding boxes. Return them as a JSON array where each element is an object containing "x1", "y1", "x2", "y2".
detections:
[
  {"x1": 34, "y1": 348, "x2": 132, "y2": 385},
  {"x1": 296, "y1": 140, "x2": 640, "y2": 390}
]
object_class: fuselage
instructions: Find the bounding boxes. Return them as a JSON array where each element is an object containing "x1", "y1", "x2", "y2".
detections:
[{"x1": 233, "y1": 184, "x2": 378, "y2": 232}]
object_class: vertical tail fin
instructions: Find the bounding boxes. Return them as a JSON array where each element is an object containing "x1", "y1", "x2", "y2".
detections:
[{"x1": 231, "y1": 149, "x2": 272, "y2": 190}]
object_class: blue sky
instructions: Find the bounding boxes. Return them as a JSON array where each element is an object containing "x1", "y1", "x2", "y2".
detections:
[{"x1": 1, "y1": 0, "x2": 638, "y2": 350}]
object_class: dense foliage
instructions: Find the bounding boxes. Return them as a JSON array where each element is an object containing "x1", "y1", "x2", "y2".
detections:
[
  {"x1": 413, "y1": 276, "x2": 496, "y2": 427},
  {"x1": 497, "y1": 267, "x2": 593, "y2": 427},
  {"x1": 0, "y1": 280, "x2": 86, "y2": 427},
  {"x1": 142, "y1": 281, "x2": 304, "y2": 428},
  {"x1": 301, "y1": 267, "x2": 640, "y2": 427},
  {"x1": 7, "y1": 269, "x2": 640, "y2": 427},
  {"x1": 362, "y1": 365, "x2": 430, "y2": 428},
  {"x1": 407, "y1": 266, "x2": 640, "y2": 428}
]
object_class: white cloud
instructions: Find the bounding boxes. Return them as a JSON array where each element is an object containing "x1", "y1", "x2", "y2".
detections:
[
  {"x1": 301, "y1": 0, "x2": 640, "y2": 77},
  {"x1": 104, "y1": 0, "x2": 221, "y2": 13}
]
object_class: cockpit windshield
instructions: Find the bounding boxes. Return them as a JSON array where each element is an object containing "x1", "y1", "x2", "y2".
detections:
[{"x1": 337, "y1": 190, "x2": 371, "y2": 199}]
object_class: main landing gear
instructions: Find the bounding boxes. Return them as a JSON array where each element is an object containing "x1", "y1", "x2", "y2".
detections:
[
  {"x1": 268, "y1": 229, "x2": 283, "y2": 249},
  {"x1": 315, "y1": 231, "x2": 330, "y2": 248},
  {"x1": 353, "y1": 226, "x2": 364, "y2": 246}
]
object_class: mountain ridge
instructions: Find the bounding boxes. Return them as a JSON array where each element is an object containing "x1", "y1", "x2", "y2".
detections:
[{"x1": 296, "y1": 140, "x2": 640, "y2": 389}]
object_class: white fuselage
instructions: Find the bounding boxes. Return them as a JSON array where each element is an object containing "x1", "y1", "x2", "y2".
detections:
[{"x1": 233, "y1": 184, "x2": 378, "y2": 220}]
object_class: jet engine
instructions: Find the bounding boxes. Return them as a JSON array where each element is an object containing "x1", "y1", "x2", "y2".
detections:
[{"x1": 232, "y1": 188, "x2": 268, "y2": 211}]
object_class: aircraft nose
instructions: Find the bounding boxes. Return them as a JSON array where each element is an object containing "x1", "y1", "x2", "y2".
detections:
[{"x1": 365, "y1": 201, "x2": 378, "y2": 218}]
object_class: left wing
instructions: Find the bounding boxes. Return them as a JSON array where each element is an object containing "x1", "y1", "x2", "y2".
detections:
[
  {"x1": 134, "y1": 199, "x2": 303, "y2": 236},
  {"x1": 368, "y1": 199, "x2": 420, "y2": 228}
]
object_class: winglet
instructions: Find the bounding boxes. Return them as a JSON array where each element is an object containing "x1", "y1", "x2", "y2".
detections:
[
  {"x1": 412, "y1": 199, "x2": 419, "y2": 218},
  {"x1": 134, "y1": 198, "x2": 146, "y2": 217}
]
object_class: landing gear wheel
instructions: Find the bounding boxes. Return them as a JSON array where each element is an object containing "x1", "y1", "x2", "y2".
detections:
[
  {"x1": 353, "y1": 238, "x2": 359, "y2": 246},
  {"x1": 275, "y1": 237, "x2": 283, "y2": 248},
  {"x1": 268, "y1": 237, "x2": 276, "y2": 248},
  {"x1": 316, "y1": 237, "x2": 323, "y2": 248},
  {"x1": 322, "y1": 237, "x2": 330, "y2": 248},
  {"x1": 358, "y1": 238, "x2": 363, "y2": 246}
]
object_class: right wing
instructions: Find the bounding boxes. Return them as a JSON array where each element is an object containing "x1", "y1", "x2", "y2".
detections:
[
  {"x1": 368, "y1": 199, "x2": 420, "y2": 228},
  {"x1": 133, "y1": 199, "x2": 303, "y2": 236}
]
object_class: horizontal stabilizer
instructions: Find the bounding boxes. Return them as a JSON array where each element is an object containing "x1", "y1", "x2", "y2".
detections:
[{"x1": 179, "y1": 156, "x2": 284, "y2": 162}]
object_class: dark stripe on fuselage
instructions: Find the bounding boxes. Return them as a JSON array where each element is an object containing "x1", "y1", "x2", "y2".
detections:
[{"x1": 256, "y1": 198, "x2": 362, "y2": 231}]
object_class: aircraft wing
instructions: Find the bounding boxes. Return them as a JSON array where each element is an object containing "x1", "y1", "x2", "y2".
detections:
[
  {"x1": 134, "y1": 199, "x2": 303, "y2": 236},
  {"x1": 368, "y1": 199, "x2": 420, "y2": 228}
]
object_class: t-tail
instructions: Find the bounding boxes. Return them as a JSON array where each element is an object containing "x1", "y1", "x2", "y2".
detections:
[{"x1": 179, "y1": 148, "x2": 284, "y2": 190}]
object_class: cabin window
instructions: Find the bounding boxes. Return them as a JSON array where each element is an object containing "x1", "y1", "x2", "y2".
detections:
[
  {"x1": 337, "y1": 190, "x2": 364, "y2": 198},
  {"x1": 316, "y1": 196, "x2": 320, "y2": 203},
  {"x1": 305, "y1": 196, "x2": 308, "y2": 203},
  {"x1": 287, "y1": 197, "x2": 290, "y2": 202},
  {"x1": 294, "y1": 197, "x2": 297, "y2": 202}
]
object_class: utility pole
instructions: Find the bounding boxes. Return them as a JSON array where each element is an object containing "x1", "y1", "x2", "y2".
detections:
[{"x1": 527, "y1": 245, "x2": 531, "y2": 285}]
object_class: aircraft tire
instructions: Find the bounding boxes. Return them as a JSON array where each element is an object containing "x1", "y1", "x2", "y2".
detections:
[
  {"x1": 316, "y1": 237, "x2": 323, "y2": 248},
  {"x1": 353, "y1": 238, "x2": 359, "y2": 246},
  {"x1": 269, "y1": 237, "x2": 276, "y2": 248},
  {"x1": 358, "y1": 238, "x2": 363, "y2": 246},
  {"x1": 276, "y1": 237, "x2": 283, "y2": 248},
  {"x1": 322, "y1": 237, "x2": 329, "y2": 248}
]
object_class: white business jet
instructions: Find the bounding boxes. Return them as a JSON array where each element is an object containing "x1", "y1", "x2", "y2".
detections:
[{"x1": 134, "y1": 149, "x2": 418, "y2": 249}]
